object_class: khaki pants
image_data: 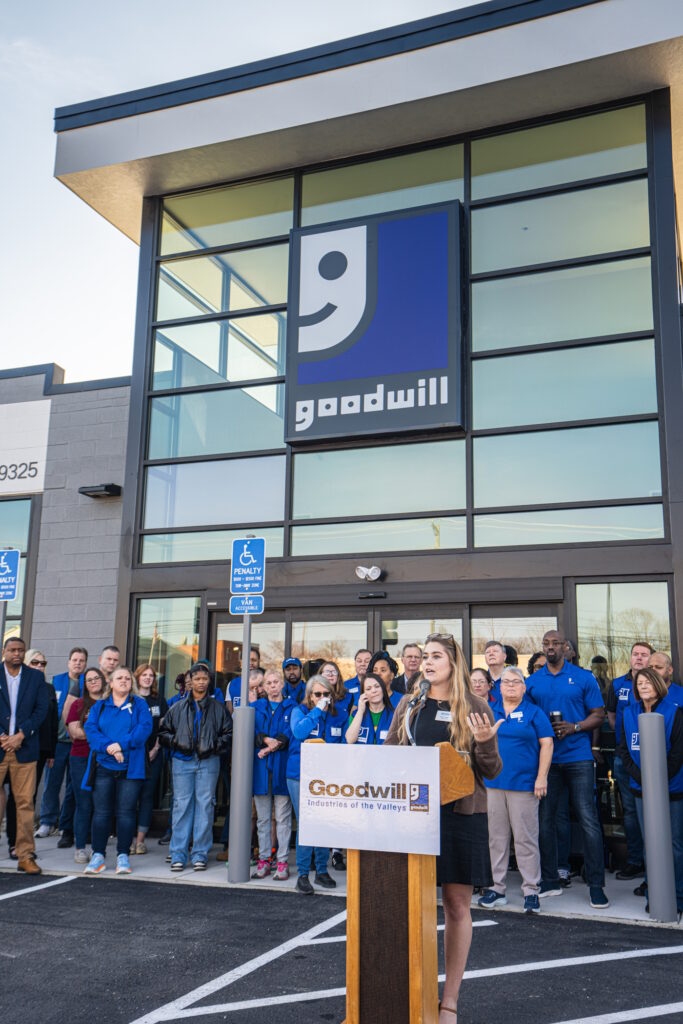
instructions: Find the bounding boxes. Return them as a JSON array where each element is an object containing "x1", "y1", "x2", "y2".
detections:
[
  {"x1": 0, "y1": 751, "x2": 37, "y2": 861},
  {"x1": 487, "y1": 788, "x2": 541, "y2": 897}
]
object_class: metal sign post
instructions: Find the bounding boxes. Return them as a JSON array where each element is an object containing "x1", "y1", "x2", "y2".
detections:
[
  {"x1": 639, "y1": 712, "x2": 678, "y2": 922},
  {"x1": 227, "y1": 537, "x2": 266, "y2": 884}
]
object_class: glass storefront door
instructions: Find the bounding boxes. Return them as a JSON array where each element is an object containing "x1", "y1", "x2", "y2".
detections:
[
  {"x1": 291, "y1": 617, "x2": 369, "y2": 682},
  {"x1": 471, "y1": 609, "x2": 558, "y2": 674},
  {"x1": 214, "y1": 618, "x2": 286, "y2": 693},
  {"x1": 379, "y1": 611, "x2": 464, "y2": 674}
]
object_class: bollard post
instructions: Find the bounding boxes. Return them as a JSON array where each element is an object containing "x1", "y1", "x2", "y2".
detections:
[
  {"x1": 638, "y1": 712, "x2": 677, "y2": 922},
  {"x1": 227, "y1": 613, "x2": 255, "y2": 884}
]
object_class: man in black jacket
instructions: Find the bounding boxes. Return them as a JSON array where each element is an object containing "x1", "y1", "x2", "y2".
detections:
[{"x1": 159, "y1": 663, "x2": 232, "y2": 871}]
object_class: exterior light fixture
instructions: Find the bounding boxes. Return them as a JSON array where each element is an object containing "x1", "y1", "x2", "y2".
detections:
[
  {"x1": 78, "y1": 483, "x2": 122, "y2": 498},
  {"x1": 355, "y1": 565, "x2": 384, "y2": 581}
]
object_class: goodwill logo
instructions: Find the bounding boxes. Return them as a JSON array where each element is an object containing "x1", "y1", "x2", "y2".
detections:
[
  {"x1": 285, "y1": 202, "x2": 462, "y2": 442},
  {"x1": 308, "y1": 778, "x2": 430, "y2": 815}
]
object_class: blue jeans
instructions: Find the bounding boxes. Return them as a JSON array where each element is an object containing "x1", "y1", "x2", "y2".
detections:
[
  {"x1": 613, "y1": 754, "x2": 644, "y2": 866},
  {"x1": 635, "y1": 797, "x2": 683, "y2": 910},
  {"x1": 137, "y1": 752, "x2": 163, "y2": 834},
  {"x1": 91, "y1": 766, "x2": 143, "y2": 857},
  {"x1": 219, "y1": 756, "x2": 230, "y2": 846},
  {"x1": 287, "y1": 777, "x2": 329, "y2": 876},
  {"x1": 170, "y1": 755, "x2": 220, "y2": 865},
  {"x1": 69, "y1": 756, "x2": 93, "y2": 850},
  {"x1": 539, "y1": 761, "x2": 605, "y2": 888},
  {"x1": 39, "y1": 741, "x2": 75, "y2": 831},
  {"x1": 556, "y1": 787, "x2": 571, "y2": 873}
]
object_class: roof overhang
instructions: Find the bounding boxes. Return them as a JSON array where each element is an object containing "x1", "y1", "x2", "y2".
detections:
[{"x1": 53, "y1": 0, "x2": 683, "y2": 244}]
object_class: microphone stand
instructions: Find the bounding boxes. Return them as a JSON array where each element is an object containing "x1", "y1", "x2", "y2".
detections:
[{"x1": 405, "y1": 678, "x2": 430, "y2": 746}]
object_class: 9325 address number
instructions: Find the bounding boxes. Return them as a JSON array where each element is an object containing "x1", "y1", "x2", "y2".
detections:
[{"x1": 0, "y1": 462, "x2": 38, "y2": 481}]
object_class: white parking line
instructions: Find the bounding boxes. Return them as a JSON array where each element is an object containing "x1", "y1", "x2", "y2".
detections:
[
  {"x1": 0, "y1": 875, "x2": 76, "y2": 901},
  {"x1": 158, "y1": 944, "x2": 683, "y2": 1019},
  {"x1": 548, "y1": 1003, "x2": 683, "y2": 1024},
  {"x1": 307, "y1": 919, "x2": 498, "y2": 944},
  {"x1": 128, "y1": 909, "x2": 347, "y2": 1024}
]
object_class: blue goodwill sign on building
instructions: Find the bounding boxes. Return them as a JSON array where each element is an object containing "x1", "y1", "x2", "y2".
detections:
[{"x1": 285, "y1": 202, "x2": 463, "y2": 443}]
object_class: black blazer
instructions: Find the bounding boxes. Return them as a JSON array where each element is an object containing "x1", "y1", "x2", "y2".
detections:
[{"x1": 0, "y1": 664, "x2": 50, "y2": 763}]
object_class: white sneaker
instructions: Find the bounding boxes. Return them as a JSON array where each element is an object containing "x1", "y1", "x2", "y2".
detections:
[
  {"x1": 74, "y1": 849, "x2": 88, "y2": 864},
  {"x1": 35, "y1": 824, "x2": 57, "y2": 839}
]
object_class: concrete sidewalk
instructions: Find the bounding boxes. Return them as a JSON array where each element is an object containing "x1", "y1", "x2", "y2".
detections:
[{"x1": 2, "y1": 831, "x2": 680, "y2": 928}]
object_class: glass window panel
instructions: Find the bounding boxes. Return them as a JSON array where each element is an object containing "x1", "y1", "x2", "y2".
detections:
[
  {"x1": 4, "y1": 620, "x2": 21, "y2": 645},
  {"x1": 381, "y1": 618, "x2": 463, "y2": 672},
  {"x1": 472, "y1": 340, "x2": 657, "y2": 429},
  {"x1": 144, "y1": 455, "x2": 286, "y2": 529},
  {"x1": 291, "y1": 516, "x2": 465, "y2": 556},
  {"x1": 293, "y1": 441, "x2": 465, "y2": 520},
  {"x1": 160, "y1": 178, "x2": 294, "y2": 254},
  {"x1": 0, "y1": 499, "x2": 31, "y2": 551},
  {"x1": 5, "y1": 556, "x2": 25, "y2": 617},
  {"x1": 135, "y1": 597, "x2": 200, "y2": 699},
  {"x1": 471, "y1": 616, "x2": 558, "y2": 671},
  {"x1": 301, "y1": 145, "x2": 464, "y2": 226},
  {"x1": 152, "y1": 314, "x2": 286, "y2": 390},
  {"x1": 576, "y1": 581, "x2": 671, "y2": 679},
  {"x1": 155, "y1": 245, "x2": 288, "y2": 322},
  {"x1": 291, "y1": 620, "x2": 368, "y2": 682},
  {"x1": 472, "y1": 258, "x2": 653, "y2": 352},
  {"x1": 471, "y1": 105, "x2": 646, "y2": 199},
  {"x1": 475, "y1": 505, "x2": 664, "y2": 548},
  {"x1": 215, "y1": 621, "x2": 286, "y2": 691},
  {"x1": 474, "y1": 422, "x2": 661, "y2": 508},
  {"x1": 148, "y1": 385, "x2": 285, "y2": 460},
  {"x1": 471, "y1": 180, "x2": 650, "y2": 274},
  {"x1": 141, "y1": 527, "x2": 284, "y2": 564}
]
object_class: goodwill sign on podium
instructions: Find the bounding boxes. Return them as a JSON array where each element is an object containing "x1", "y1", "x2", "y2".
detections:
[{"x1": 299, "y1": 743, "x2": 441, "y2": 1024}]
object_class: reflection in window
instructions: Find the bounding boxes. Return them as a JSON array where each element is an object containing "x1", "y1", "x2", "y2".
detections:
[
  {"x1": 472, "y1": 339, "x2": 657, "y2": 429},
  {"x1": 474, "y1": 422, "x2": 661, "y2": 508},
  {"x1": 475, "y1": 505, "x2": 664, "y2": 548},
  {"x1": 141, "y1": 528, "x2": 284, "y2": 564},
  {"x1": 291, "y1": 516, "x2": 465, "y2": 556},
  {"x1": 471, "y1": 179, "x2": 650, "y2": 274},
  {"x1": 293, "y1": 441, "x2": 465, "y2": 520},
  {"x1": 148, "y1": 386, "x2": 285, "y2": 460},
  {"x1": 301, "y1": 145, "x2": 464, "y2": 225},
  {"x1": 381, "y1": 618, "x2": 463, "y2": 673},
  {"x1": 160, "y1": 178, "x2": 294, "y2": 254},
  {"x1": 471, "y1": 617, "x2": 558, "y2": 672},
  {"x1": 0, "y1": 499, "x2": 31, "y2": 551},
  {"x1": 144, "y1": 456, "x2": 286, "y2": 529},
  {"x1": 135, "y1": 597, "x2": 200, "y2": 698},
  {"x1": 216, "y1": 621, "x2": 286, "y2": 687},
  {"x1": 291, "y1": 621, "x2": 368, "y2": 681},
  {"x1": 472, "y1": 258, "x2": 653, "y2": 352},
  {"x1": 152, "y1": 314, "x2": 286, "y2": 390},
  {"x1": 155, "y1": 245, "x2": 288, "y2": 322},
  {"x1": 471, "y1": 105, "x2": 646, "y2": 199},
  {"x1": 576, "y1": 582, "x2": 671, "y2": 679}
]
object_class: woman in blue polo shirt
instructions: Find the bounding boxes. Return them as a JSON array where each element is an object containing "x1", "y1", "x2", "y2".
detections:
[
  {"x1": 620, "y1": 667, "x2": 683, "y2": 917},
  {"x1": 479, "y1": 667, "x2": 554, "y2": 915},
  {"x1": 83, "y1": 666, "x2": 153, "y2": 875},
  {"x1": 345, "y1": 673, "x2": 395, "y2": 745},
  {"x1": 287, "y1": 674, "x2": 348, "y2": 895}
]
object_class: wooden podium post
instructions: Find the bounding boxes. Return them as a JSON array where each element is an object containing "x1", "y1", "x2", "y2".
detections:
[{"x1": 344, "y1": 849, "x2": 438, "y2": 1024}]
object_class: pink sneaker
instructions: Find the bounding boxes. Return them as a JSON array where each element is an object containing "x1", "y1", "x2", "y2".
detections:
[
  {"x1": 273, "y1": 861, "x2": 290, "y2": 880},
  {"x1": 254, "y1": 859, "x2": 271, "y2": 879}
]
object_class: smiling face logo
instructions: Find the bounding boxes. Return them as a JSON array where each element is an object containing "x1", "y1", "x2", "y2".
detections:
[
  {"x1": 285, "y1": 203, "x2": 462, "y2": 442},
  {"x1": 297, "y1": 226, "x2": 370, "y2": 355}
]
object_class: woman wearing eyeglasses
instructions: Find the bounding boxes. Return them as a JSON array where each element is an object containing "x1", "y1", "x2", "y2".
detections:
[
  {"x1": 478, "y1": 666, "x2": 554, "y2": 915},
  {"x1": 287, "y1": 674, "x2": 348, "y2": 895},
  {"x1": 385, "y1": 633, "x2": 503, "y2": 1024}
]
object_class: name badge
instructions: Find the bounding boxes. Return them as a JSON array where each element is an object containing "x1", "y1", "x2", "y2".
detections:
[
  {"x1": 151, "y1": 706, "x2": 160, "y2": 717},
  {"x1": 330, "y1": 727, "x2": 342, "y2": 737},
  {"x1": 435, "y1": 709, "x2": 451, "y2": 722},
  {"x1": 379, "y1": 730, "x2": 388, "y2": 740},
  {"x1": 510, "y1": 711, "x2": 523, "y2": 720},
  {"x1": 310, "y1": 726, "x2": 319, "y2": 737},
  {"x1": 618, "y1": 688, "x2": 630, "y2": 701}
]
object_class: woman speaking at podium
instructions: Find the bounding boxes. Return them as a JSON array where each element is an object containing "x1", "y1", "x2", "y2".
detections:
[{"x1": 385, "y1": 634, "x2": 502, "y2": 1022}]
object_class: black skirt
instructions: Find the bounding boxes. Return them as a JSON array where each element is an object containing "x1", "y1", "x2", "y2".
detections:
[{"x1": 436, "y1": 806, "x2": 492, "y2": 888}]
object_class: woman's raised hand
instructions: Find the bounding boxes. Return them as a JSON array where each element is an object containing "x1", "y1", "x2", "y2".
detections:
[{"x1": 466, "y1": 712, "x2": 503, "y2": 744}]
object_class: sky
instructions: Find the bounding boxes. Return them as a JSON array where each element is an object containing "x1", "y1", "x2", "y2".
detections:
[{"x1": 0, "y1": 0, "x2": 476, "y2": 382}]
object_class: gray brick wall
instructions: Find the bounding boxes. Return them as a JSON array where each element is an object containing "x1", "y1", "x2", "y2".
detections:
[{"x1": 2, "y1": 373, "x2": 131, "y2": 669}]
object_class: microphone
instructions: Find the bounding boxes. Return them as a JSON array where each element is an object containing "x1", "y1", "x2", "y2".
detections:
[{"x1": 408, "y1": 676, "x2": 431, "y2": 709}]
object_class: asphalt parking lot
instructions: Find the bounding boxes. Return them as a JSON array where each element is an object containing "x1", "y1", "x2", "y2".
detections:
[{"x1": 2, "y1": 871, "x2": 683, "y2": 1024}]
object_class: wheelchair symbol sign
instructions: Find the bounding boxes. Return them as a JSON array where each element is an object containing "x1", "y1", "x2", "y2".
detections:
[
  {"x1": 0, "y1": 549, "x2": 20, "y2": 602},
  {"x1": 230, "y1": 538, "x2": 266, "y2": 595}
]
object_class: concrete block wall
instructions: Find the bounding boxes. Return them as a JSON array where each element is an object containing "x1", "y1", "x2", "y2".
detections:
[{"x1": 0, "y1": 370, "x2": 131, "y2": 669}]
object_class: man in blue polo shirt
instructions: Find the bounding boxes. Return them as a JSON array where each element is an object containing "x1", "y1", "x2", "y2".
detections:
[
  {"x1": 649, "y1": 651, "x2": 683, "y2": 705},
  {"x1": 527, "y1": 630, "x2": 609, "y2": 909},
  {"x1": 282, "y1": 658, "x2": 305, "y2": 704},
  {"x1": 343, "y1": 648, "x2": 372, "y2": 705},
  {"x1": 605, "y1": 641, "x2": 652, "y2": 880}
]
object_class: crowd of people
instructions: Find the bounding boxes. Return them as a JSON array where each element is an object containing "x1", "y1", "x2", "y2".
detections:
[{"x1": 1, "y1": 631, "x2": 681, "y2": 930}]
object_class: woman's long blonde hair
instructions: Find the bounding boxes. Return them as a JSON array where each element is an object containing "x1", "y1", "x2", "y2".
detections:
[{"x1": 398, "y1": 635, "x2": 473, "y2": 759}]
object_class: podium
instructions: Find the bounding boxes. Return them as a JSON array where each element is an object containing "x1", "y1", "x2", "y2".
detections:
[{"x1": 345, "y1": 850, "x2": 438, "y2": 1024}]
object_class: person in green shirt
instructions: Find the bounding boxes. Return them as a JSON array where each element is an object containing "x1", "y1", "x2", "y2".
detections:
[{"x1": 345, "y1": 673, "x2": 395, "y2": 746}]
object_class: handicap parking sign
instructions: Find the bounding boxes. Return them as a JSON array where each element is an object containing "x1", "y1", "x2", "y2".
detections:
[
  {"x1": 0, "y1": 549, "x2": 20, "y2": 602},
  {"x1": 230, "y1": 538, "x2": 266, "y2": 595}
]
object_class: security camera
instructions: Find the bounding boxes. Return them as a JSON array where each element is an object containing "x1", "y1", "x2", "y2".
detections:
[{"x1": 355, "y1": 565, "x2": 383, "y2": 581}]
